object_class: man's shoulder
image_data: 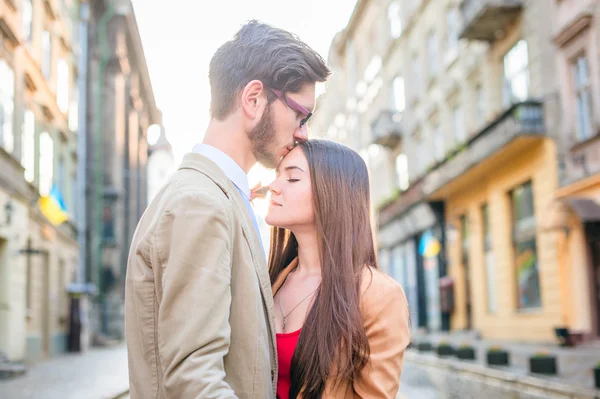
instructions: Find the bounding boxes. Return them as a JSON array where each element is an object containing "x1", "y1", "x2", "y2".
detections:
[{"x1": 167, "y1": 167, "x2": 230, "y2": 199}]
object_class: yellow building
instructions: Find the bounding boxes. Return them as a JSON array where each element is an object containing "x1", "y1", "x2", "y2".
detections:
[
  {"x1": 424, "y1": 104, "x2": 561, "y2": 341},
  {"x1": 422, "y1": 0, "x2": 571, "y2": 342}
]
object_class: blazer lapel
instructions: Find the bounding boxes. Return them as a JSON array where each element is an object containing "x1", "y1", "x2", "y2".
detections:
[
  {"x1": 231, "y1": 190, "x2": 278, "y2": 354},
  {"x1": 178, "y1": 153, "x2": 278, "y2": 373}
]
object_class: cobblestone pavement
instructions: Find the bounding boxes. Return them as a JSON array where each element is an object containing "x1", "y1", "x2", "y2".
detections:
[{"x1": 0, "y1": 344, "x2": 128, "y2": 399}]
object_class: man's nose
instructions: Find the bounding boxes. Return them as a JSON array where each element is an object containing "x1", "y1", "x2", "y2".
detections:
[{"x1": 294, "y1": 124, "x2": 308, "y2": 142}]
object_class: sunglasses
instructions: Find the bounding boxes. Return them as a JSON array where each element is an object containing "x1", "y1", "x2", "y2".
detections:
[{"x1": 268, "y1": 88, "x2": 313, "y2": 128}]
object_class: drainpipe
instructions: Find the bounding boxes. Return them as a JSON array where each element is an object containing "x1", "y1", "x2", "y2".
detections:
[
  {"x1": 76, "y1": 2, "x2": 89, "y2": 286},
  {"x1": 95, "y1": 0, "x2": 116, "y2": 335}
]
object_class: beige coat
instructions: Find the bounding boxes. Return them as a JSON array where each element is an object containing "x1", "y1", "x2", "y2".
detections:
[
  {"x1": 272, "y1": 258, "x2": 411, "y2": 398},
  {"x1": 125, "y1": 153, "x2": 277, "y2": 399}
]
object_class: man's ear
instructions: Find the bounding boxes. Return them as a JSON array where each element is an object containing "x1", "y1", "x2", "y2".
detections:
[{"x1": 241, "y1": 80, "x2": 266, "y2": 120}]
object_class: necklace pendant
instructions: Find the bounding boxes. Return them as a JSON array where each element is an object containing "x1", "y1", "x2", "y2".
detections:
[{"x1": 282, "y1": 316, "x2": 286, "y2": 330}]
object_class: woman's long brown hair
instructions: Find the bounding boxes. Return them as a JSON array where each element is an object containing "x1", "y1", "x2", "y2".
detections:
[{"x1": 269, "y1": 139, "x2": 378, "y2": 398}]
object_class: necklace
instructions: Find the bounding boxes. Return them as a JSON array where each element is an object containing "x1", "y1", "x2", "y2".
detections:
[{"x1": 278, "y1": 285, "x2": 319, "y2": 330}]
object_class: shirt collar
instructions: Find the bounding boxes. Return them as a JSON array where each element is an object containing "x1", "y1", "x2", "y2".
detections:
[{"x1": 192, "y1": 144, "x2": 250, "y2": 199}]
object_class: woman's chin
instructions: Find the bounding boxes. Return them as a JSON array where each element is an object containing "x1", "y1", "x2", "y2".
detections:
[{"x1": 264, "y1": 215, "x2": 287, "y2": 230}]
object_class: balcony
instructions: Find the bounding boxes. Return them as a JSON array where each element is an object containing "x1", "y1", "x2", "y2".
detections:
[
  {"x1": 423, "y1": 101, "x2": 545, "y2": 198},
  {"x1": 459, "y1": 0, "x2": 523, "y2": 42},
  {"x1": 0, "y1": 0, "x2": 21, "y2": 45},
  {"x1": 371, "y1": 109, "x2": 403, "y2": 148}
]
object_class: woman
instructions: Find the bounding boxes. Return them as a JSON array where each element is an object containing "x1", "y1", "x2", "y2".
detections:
[{"x1": 265, "y1": 140, "x2": 411, "y2": 399}]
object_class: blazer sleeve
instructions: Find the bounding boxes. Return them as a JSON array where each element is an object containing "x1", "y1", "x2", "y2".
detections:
[
  {"x1": 353, "y1": 272, "x2": 411, "y2": 398},
  {"x1": 154, "y1": 191, "x2": 238, "y2": 399}
]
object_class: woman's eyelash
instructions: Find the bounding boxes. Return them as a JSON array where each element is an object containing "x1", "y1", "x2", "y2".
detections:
[{"x1": 287, "y1": 179, "x2": 299, "y2": 183}]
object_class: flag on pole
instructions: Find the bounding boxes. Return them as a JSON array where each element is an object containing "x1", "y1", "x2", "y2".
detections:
[{"x1": 39, "y1": 184, "x2": 69, "y2": 225}]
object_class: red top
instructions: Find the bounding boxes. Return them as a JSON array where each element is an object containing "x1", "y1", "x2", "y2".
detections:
[{"x1": 276, "y1": 328, "x2": 301, "y2": 399}]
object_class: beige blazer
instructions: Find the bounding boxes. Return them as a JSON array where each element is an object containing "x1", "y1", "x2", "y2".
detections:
[
  {"x1": 272, "y1": 258, "x2": 411, "y2": 398},
  {"x1": 125, "y1": 153, "x2": 277, "y2": 399}
]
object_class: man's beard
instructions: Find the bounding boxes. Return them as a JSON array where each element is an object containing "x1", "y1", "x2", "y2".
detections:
[{"x1": 249, "y1": 105, "x2": 279, "y2": 168}]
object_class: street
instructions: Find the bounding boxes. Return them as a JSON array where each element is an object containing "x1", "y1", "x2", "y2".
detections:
[
  {"x1": 0, "y1": 344, "x2": 129, "y2": 399},
  {"x1": 397, "y1": 354, "x2": 600, "y2": 399}
]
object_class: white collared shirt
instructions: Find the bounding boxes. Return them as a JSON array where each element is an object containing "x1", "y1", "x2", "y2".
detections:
[
  {"x1": 192, "y1": 143, "x2": 266, "y2": 257},
  {"x1": 192, "y1": 143, "x2": 250, "y2": 199}
]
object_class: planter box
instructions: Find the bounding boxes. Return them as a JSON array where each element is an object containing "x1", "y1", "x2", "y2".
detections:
[
  {"x1": 456, "y1": 347, "x2": 476, "y2": 360},
  {"x1": 529, "y1": 356, "x2": 557, "y2": 375},
  {"x1": 594, "y1": 368, "x2": 600, "y2": 390},
  {"x1": 486, "y1": 350, "x2": 510, "y2": 366},
  {"x1": 417, "y1": 342, "x2": 432, "y2": 352},
  {"x1": 436, "y1": 345, "x2": 454, "y2": 357}
]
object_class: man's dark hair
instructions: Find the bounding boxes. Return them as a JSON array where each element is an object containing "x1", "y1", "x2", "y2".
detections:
[{"x1": 209, "y1": 20, "x2": 331, "y2": 119}]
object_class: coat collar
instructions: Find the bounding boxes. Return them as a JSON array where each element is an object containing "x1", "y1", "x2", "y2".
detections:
[{"x1": 178, "y1": 152, "x2": 232, "y2": 198}]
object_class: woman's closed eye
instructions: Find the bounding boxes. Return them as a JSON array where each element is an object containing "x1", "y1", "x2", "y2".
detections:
[{"x1": 287, "y1": 178, "x2": 300, "y2": 183}]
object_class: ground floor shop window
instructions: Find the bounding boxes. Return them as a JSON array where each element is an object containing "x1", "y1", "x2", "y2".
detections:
[{"x1": 511, "y1": 181, "x2": 541, "y2": 309}]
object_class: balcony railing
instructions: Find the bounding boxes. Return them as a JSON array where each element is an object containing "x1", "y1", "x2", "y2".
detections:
[
  {"x1": 459, "y1": 0, "x2": 523, "y2": 42},
  {"x1": 0, "y1": 0, "x2": 21, "y2": 45},
  {"x1": 423, "y1": 100, "x2": 545, "y2": 197},
  {"x1": 371, "y1": 109, "x2": 403, "y2": 148}
]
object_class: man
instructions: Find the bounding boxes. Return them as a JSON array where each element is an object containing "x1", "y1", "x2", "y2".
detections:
[{"x1": 125, "y1": 20, "x2": 330, "y2": 399}]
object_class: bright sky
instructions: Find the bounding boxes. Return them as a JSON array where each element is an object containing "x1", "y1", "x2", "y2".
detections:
[
  {"x1": 132, "y1": 0, "x2": 356, "y2": 225},
  {"x1": 132, "y1": 0, "x2": 355, "y2": 162}
]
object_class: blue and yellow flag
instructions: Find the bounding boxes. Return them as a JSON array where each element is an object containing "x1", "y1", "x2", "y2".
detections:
[{"x1": 39, "y1": 184, "x2": 69, "y2": 225}]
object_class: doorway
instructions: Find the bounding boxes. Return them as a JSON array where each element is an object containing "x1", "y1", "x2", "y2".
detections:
[{"x1": 586, "y1": 222, "x2": 600, "y2": 337}]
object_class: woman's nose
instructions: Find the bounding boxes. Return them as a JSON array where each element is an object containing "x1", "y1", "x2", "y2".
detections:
[{"x1": 269, "y1": 181, "x2": 281, "y2": 195}]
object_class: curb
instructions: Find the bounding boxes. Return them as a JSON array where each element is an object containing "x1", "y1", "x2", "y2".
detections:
[{"x1": 405, "y1": 350, "x2": 600, "y2": 399}]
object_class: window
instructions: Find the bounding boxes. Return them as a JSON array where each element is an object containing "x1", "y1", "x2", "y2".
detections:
[
  {"x1": 57, "y1": 59, "x2": 69, "y2": 113},
  {"x1": 22, "y1": 110, "x2": 36, "y2": 182},
  {"x1": 69, "y1": 86, "x2": 79, "y2": 132},
  {"x1": 476, "y1": 85, "x2": 485, "y2": 126},
  {"x1": 71, "y1": 170, "x2": 77, "y2": 220},
  {"x1": 39, "y1": 132, "x2": 54, "y2": 196},
  {"x1": 416, "y1": 137, "x2": 427, "y2": 173},
  {"x1": 461, "y1": 214, "x2": 472, "y2": 328},
  {"x1": 447, "y1": 8, "x2": 459, "y2": 51},
  {"x1": 103, "y1": 205, "x2": 115, "y2": 242},
  {"x1": 482, "y1": 204, "x2": 497, "y2": 313},
  {"x1": 42, "y1": 31, "x2": 52, "y2": 79},
  {"x1": 453, "y1": 105, "x2": 465, "y2": 143},
  {"x1": 393, "y1": 76, "x2": 405, "y2": 112},
  {"x1": 511, "y1": 181, "x2": 540, "y2": 309},
  {"x1": 427, "y1": 31, "x2": 438, "y2": 76},
  {"x1": 388, "y1": 1, "x2": 403, "y2": 39},
  {"x1": 503, "y1": 40, "x2": 529, "y2": 106},
  {"x1": 411, "y1": 52, "x2": 420, "y2": 93},
  {"x1": 395, "y1": 153, "x2": 409, "y2": 190},
  {"x1": 0, "y1": 60, "x2": 15, "y2": 153},
  {"x1": 23, "y1": 0, "x2": 33, "y2": 43},
  {"x1": 57, "y1": 153, "x2": 65, "y2": 196},
  {"x1": 433, "y1": 124, "x2": 444, "y2": 161},
  {"x1": 572, "y1": 54, "x2": 593, "y2": 141},
  {"x1": 58, "y1": 259, "x2": 67, "y2": 320}
]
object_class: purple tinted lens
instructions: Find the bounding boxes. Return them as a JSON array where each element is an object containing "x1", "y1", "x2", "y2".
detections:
[{"x1": 269, "y1": 88, "x2": 310, "y2": 117}]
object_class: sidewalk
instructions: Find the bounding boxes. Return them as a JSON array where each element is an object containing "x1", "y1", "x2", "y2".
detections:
[
  {"x1": 412, "y1": 330, "x2": 600, "y2": 391},
  {"x1": 0, "y1": 344, "x2": 129, "y2": 399}
]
